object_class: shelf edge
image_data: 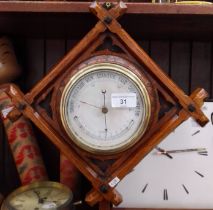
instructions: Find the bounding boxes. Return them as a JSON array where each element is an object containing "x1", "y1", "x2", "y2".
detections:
[{"x1": 0, "y1": 1, "x2": 212, "y2": 15}]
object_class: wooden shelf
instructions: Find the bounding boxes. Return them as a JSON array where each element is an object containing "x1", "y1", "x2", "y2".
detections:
[
  {"x1": 0, "y1": 1, "x2": 212, "y2": 15},
  {"x1": 0, "y1": 1, "x2": 212, "y2": 40}
]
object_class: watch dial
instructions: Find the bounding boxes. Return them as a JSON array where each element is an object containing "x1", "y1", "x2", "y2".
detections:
[
  {"x1": 60, "y1": 63, "x2": 151, "y2": 154},
  {"x1": 2, "y1": 182, "x2": 72, "y2": 210},
  {"x1": 8, "y1": 186, "x2": 70, "y2": 210},
  {"x1": 115, "y1": 102, "x2": 213, "y2": 208}
]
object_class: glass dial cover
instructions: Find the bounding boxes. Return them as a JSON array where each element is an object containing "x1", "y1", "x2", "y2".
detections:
[{"x1": 60, "y1": 61, "x2": 151, "y2": 154}]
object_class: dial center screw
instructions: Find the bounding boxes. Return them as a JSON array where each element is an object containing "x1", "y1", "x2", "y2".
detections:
[{"x1": 102, "y1": 107, "x2": 108, "y2": 114}]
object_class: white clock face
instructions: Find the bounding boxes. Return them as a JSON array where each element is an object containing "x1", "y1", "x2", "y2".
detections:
[
  {"x1": 115, "y1": 102, "x2": 213, "y2": 208},
  {"x1": 60, "y1": 63, "x2": 151, "y2": 154}
]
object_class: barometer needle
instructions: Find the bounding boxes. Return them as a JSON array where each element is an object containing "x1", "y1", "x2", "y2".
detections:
[
  {"x1": 102, "y1": 90, "x2": 106, "y2": 107},
  {"x1": 104, "y1": 115, "x2": 107, "y2": 139},
  {"x1": 79, "y1": 101, "x2": 101, "y2": 109},
  {"x1": 102, "y1": 90, "x2": 108, "y2": 139}
]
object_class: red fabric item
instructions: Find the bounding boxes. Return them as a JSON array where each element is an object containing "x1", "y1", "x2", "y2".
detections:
[
  {"x1": 0, "y1": 91, "x2": 48, "y2": 185},
  {"x1": 60, "y1": 154, "x2": 80, "y2": 194}
]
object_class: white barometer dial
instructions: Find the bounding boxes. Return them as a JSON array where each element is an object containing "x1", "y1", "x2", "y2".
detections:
[{"x1": 60, "y1": 62, "x2": 151, "y2": 154}]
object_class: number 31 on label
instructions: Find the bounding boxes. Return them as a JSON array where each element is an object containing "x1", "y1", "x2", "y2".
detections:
[{"x1": 111, "y1": 93, "x2": 137, "y2": 108}]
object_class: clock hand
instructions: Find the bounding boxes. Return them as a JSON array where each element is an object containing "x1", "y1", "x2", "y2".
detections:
[
  {"x1": 155, "y1": 147, "x2": 173, "y2": 159},
  {"x1": 33, "y1": 190, "x2": 45, "y2": 204},
  {"x1": 79, "y1": 101, "x2": 101, "y2": 109},
  {"x1": 156, "y1": 148, "x2": 207, "y2": 154}
]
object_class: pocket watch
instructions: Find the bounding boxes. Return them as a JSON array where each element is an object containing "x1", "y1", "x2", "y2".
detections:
[
  {"x1": 115, "y1": 102, "x2": 213, "y2": 209},
  {"x1": 1, "y1": 181, "x2": 73, "y2": 210},
  {"x1": 59, "y1": 55, "x2": 153, "y2": 155}
]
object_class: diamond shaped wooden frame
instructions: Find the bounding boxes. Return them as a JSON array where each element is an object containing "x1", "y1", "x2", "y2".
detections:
[{"x1": 2, "y1": 1, "x2": 208, "y2": 210}]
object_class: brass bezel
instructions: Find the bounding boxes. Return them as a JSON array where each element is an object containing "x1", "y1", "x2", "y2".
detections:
[
  {"x1": 1, "y1": 181, "x2": 73, "y2": 210},
  {"x1": 60, "y1": 62, "x2": 151, "y2": 155}
]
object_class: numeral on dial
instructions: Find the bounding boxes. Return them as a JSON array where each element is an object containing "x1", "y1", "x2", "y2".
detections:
[
  {"x1": 182, "y1": 184, "x2": 189, "y2": 194},
  {"x1": 141, "y1": 183, "x2": 148, "y2": 193},
  {"x1": 194, "y1": 171, "x2": 204, "y2": 178},
  {"x1": 191, "y1": 130, "x2": 200, "y2": 136},
  {"x1": 163, "y1": 189, "x2": 168, "y2": 201}
]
